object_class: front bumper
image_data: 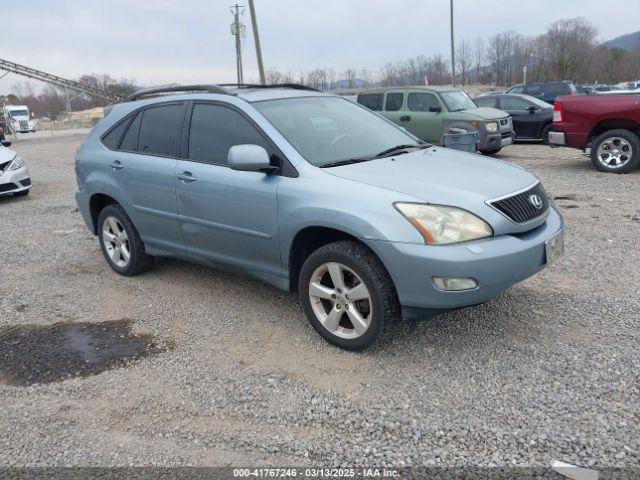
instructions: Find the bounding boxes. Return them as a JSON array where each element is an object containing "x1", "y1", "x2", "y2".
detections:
[
  {"x1": 479, "y1": 131, "x2": 514, "y2": 150},
  {"x1": 548, "y1": 131, "x2": 566, "y2": 146},
  {"x1": 368, "y1": 205, "x2": 564, "y2": 319},
  {"x1": 0, "y1": 166, "x2": 31, "y2": 196}
]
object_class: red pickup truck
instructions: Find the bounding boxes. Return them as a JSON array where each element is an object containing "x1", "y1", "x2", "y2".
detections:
[{"x1": 549, "y1": 94, "x2": 640, "y2": 173}]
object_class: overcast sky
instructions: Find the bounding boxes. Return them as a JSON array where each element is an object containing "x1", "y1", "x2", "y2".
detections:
[{"x1": 2, "y1": 0, "x2": 639, "y2": 94}]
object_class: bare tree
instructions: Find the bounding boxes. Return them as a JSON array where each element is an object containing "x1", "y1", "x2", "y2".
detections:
[
  {"x1": 456, "y1": 38, "x2": 473, "y2": 85},
  {"x1": 473, "y1": 36, "x2": 485, "y2": 84}
]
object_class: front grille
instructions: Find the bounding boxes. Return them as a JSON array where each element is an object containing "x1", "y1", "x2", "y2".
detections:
[
  {"x1": 19, "y1": 120, "x2": 28, "y2": 130},
  {"x1": 500, "y1": 118, "x2": 509, "y2": 126},
  {"x1": 501, "y1": 132, "x2": 511, "y2": 139},
  {"x1": 488, "y1": 182, "x2": 549, "y2": 224},
  {"x1": 20, "y1": 178, "x2": 31, "y2": 187}
]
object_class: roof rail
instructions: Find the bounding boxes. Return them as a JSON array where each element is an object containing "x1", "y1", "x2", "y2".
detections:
[
  {"x1": 220, "y1": 83, "x2": 321, "y2": 92},
  {"x1": 124, "y1": 84, "x2": 236, "y2": 102}
]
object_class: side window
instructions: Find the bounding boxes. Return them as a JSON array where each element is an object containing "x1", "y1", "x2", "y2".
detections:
[
  {"x1": 407, "y1": 93, "x2": 439, "y2": 112},
  {"x1": 188, "y1": 104, "x2": 270, "y2": 165},
  {"x1": 509, "y1": 86, "x2": 524, "y2": 94},
  {"x1": 524, "y1": 84, "x2": 542, "y2": 96},
  {"x1": 385, "y1": 93, "x2": 404, "y2": 111},
  {"x1": 357, "y1": 94, "x2": 383, "y2": 111},
  {"x1": 499, "y1": 97, "x2": 529, "y2": 110},
  {"x1": 546, "y1": 83, "x2": 569, "y2": 95},
  {"x1": 101, "y1": 118, "x2": 129, "y2": 150},
  {"x1": 475, "y1": 97, "x2": 497, "y2": 108},
  {"x1": 119, "y1": 111, "x2": 142, "y2": 152},
  {"x1": 137, "y1": 103, "x2": 184, "y2": 156}
]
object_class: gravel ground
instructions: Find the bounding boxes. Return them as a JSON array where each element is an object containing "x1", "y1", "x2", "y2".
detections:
[{"x1": 0, "y1": 134, "x2": 639, "y2": 470}]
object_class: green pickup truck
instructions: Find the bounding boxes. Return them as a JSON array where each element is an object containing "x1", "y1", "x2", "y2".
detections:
[{"x1": 357, "y1": 86, "x2": 515, "y2": 155}]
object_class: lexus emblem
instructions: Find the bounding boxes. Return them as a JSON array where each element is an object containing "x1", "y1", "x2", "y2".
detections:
[{"x1": 529, "y1": 194, "x2": 544, "y2": 209}]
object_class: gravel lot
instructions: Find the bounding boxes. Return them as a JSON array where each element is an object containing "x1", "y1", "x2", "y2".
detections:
[{"x1": 1, "y1": 133, "x2": 639, "y2": 470}]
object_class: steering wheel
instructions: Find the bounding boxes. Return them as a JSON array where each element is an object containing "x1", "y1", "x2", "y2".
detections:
[{"x1": 329, "y1": 133, "x2": 354, "y2": 148}]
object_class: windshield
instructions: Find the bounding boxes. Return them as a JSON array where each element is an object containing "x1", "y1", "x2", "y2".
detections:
[
  {"x1": 254, "y1": 97, "x2": 421, "y2": 167},
  {"x1": 440, "y1": 91, "x2": 477, "y2": 112},
  {"x1": 9, "y1": 109, "x2": 29, "y2": 117}
]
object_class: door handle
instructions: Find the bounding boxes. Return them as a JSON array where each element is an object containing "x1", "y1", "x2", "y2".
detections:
[
  {"x1": 109, "y1": 160, "x2": 124, "y2": 171},
  {"x1": 400, "y1": 115, "x2": 411, "y2": 122},
  {"x1": 177, "y1": 172, "x2": 197, "y2": 183}
]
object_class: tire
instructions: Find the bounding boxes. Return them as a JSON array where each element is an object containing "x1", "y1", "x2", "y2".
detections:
[
  {"x1": 97, "y1": 204, "x2": 153, "y2": 276},
  {"x1": 14, "y1": 189, "x2": 29, "y2": 197},
  {"x1": 590, "y1": 129, "x2": 640, "y2": 174},
  {"x1": 298, "y1": 240, "x2": 399, "y2": 351},
  {"x1": 541, "y1": 124, "x2": 552, "y2": 145},
  {"x1": 480, "y1": 148, "x2": 502, "y2": 155}
]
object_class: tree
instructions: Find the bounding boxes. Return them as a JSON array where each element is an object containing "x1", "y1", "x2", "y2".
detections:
[
  {"x1": 544, "y1": 17, "x2": 597, "y2": 80},
  {"x1": 456, "y1": 38, "x2": 473, "y2": 85}
]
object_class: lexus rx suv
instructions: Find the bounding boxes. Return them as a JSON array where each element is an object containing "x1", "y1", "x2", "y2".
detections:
[{"x1": 75, "y1": 84, "x2": 564, "y2": 350}]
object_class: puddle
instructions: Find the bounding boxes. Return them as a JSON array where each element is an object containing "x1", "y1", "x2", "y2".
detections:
[{"x1": 0, "y1": 319, "x2": 170, "y2": 386}]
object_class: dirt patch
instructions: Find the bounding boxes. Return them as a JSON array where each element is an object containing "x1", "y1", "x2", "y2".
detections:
[{"x1": 0, "y1": 319, "x2": 171, "y2": 386}]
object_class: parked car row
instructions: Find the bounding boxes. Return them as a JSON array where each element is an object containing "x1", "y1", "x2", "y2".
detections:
[
  {"x1": 356, "y1": 87, "x2": 515, "y2": 155},
  {"x1": 73, "y1": 83, "x2": 565, "y2": 350}
]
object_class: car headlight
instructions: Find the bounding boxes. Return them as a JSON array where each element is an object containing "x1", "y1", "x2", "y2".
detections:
[
  {"x1": 395, "y1": 203, "x2": 493, "y2": 245},
  {"x1": 8, "y1": 155, "x2": 25, "y2": 170},
  {"x1": 485, "y1": 121, "x2": 499, "y2": 133}
]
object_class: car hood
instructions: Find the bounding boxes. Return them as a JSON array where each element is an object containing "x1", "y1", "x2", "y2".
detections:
[
  {"x1": 323, "y1": 147, "x2": 537, "y2": 207},
  {"x1": 462, "y1": 107, "x2": 508, "y2": 120},
  {"x1": 0, "y1": 146, "x2": 16, "y2": 164}
]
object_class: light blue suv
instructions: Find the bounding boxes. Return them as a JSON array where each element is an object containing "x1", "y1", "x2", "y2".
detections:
[{"x1": 75, "y1": 84, "x2": 564, "y2": 350}]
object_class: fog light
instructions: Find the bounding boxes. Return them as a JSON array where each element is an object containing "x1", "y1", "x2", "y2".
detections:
[{"x1": 432, "y1": 277, "x2": 477, "y2": 291}]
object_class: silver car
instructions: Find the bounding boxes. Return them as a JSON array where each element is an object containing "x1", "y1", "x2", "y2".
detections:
[
  {"x1": 75, "y1": 84, "x2": 564, "y2": 350},
  {"x1": 0, "y1": 141, "x2": 31, "y2": 197}
]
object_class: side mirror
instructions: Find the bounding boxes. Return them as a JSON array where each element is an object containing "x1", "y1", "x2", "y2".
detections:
[
  {"x1": 228, "y1": 144, "x2": 278, "y2": 174},
  {"x1": 429, "y1": 106, "x2": 442, "y2": 113},
  {"x1": 1, "y1": 140, "x2": 11, "y2": 147}
]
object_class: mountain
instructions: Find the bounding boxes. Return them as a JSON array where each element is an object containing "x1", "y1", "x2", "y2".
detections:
[{"x1": 602, "y1": 31, "x2": 640, "y2": 51}]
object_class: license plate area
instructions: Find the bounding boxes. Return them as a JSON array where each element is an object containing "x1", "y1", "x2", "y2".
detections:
[{"x1": 545, "y1": 230, "x2": 564, "y2": 265}]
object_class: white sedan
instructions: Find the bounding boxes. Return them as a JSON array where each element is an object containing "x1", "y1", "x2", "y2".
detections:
[{"x1": 0, "y1": 140, "x2": 31, "y2": 197}]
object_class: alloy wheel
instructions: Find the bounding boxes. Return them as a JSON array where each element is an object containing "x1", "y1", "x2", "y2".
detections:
[
  {"x1": 308, "y1": 262, "x2": 372, "y2": 339},
  {"x1": 102, "y1": 216, "x2": 131, "y2": 268},
  {"x1": 597, "y1": 137, "x2": 633, "y2": 169}
]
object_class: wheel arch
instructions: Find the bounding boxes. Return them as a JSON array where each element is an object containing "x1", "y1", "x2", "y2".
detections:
[
  {"x1": 89, "y1": 193, "x2": 123, "y2": 234},
  {"x1": 588, "y1": 119, "x2": 640, "y2": 144},
  {"x1": 287, "y1": 226, "x2": 391, "y2": 293}
]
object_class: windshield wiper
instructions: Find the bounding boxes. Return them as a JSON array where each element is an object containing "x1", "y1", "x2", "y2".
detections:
[
  {"x1": 320, "y1": 157, "x2": 374, "y2": 168},
  {"x1": 373, "y1": 143, "x2": 430, "y2": 159}
]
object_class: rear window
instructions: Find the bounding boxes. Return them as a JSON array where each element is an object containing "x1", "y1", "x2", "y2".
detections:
[
  {"x1": 101, "y1": 118, "x2": 129, "y2": 150},
  {"x1": 385, "y1": 93, "x2": 404, "y2": 111},
  {"x1": 137, "y1": 103, "x2": 185, "y2": 156},
  {"x1": 357, "y1": 93, "x2": 383, "y2": 111}
]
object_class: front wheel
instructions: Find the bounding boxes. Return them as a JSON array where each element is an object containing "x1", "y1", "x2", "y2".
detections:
[
  {"x1": 298, "y1": 241, "x2": 399, "y2": 350},
  {"x1": 590, "y1": 129, "x2": 640, "y2": 173}
]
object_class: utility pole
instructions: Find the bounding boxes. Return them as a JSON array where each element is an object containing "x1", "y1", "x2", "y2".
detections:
[
  {"x1": 248, "y1": 0, "x2": 265, "y2": 85},
  {"x1": 450, "y1": 0, "x2": 455, "y2": 86},
  {"x1": 523, "y1": 65, "x2": 527, "y2": 85},
  {"x1": 230, "y1": 4, "x2": 245, "y2": 85}
]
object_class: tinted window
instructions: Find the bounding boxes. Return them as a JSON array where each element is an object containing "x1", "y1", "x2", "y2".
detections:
[
  {"x1": 508, "y1": 85, "x2": 524, "y2": 94},
  {"x1": 357, "y1": 93, "x2": 383, "y2": 111},
  {"x1": 546, "y1": 83, "x2": 570, "y2": 95},
  {"x1": 385, "y1": 93, "x2": 404, "y2": 111},
  {"x1": 500, "y1": 97, "x2": 530, "y2": 110},
  {"x1": 524, "y1": 84, "x2": 542, "y2": 96},
  {"x1": 120, "y1": 111, "x2": 142, "y2": 151},
  {"x1": 188, "y1": 104, "x2": 269, "y2": 165},
  {"x1": 408, "y1": 93, "x2": 440, "y2": 111},
  {"x1": 474, "y1": 97, "x2": 497, "y2": 108},
  {"x1": 137, "y1": 103, "x2": 184, "y2": 156},
  {"x1": 102, "y1": 118, "x2": 129, "y2": 150}
]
